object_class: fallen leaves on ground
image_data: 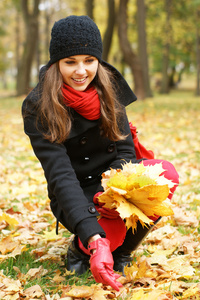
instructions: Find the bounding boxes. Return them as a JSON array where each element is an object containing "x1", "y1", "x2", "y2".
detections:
[{"x1": 0, "y1": 91, "x2": 200, "y2": 299}]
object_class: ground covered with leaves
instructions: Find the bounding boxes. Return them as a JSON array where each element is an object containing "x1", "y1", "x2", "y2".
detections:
[{"x1": 0, "y1": 87, "x2": 200, "y2": 299}]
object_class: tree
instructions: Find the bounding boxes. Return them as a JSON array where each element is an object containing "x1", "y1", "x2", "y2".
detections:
[
  {"x1": 160, "y1": 0, "x2": 172, "y2": 94},
  {"x1": 102, "y1": 0, "x2": 116, "y2": 61},
  {"x1": 136, "y1": 0, "x2": 152, "y2": 97},
  {"x1": 16, "y1": 0, "x2": 40, "y2": 96},
  {"x1": 195, "y1": 5, "x2": 200, "y2": 95},
  {"x1": 118, "y1": 0, "x2": 145, "y2": 99},
  {"x1": 85, "y1": 0, "x2": 94, "y2": 19},
  {"x1": 13, "y1": 0, "x2": 21, "y2": 81}
]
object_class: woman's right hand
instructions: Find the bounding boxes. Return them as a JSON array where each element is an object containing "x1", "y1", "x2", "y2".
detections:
[
  {"x1": 93, "y1": 192, "x2": 120, "y2": 219},
  {"x1": 88, "y1": 238, "x2": 122, "y2": 291}
]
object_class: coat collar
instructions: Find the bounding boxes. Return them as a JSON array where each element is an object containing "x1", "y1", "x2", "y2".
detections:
[{"x1": 101, "y1": 61, "x2": 137, "y2": 106}]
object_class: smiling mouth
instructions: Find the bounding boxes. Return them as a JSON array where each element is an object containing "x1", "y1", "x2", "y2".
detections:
[{"x1": 73, "y1": 77, "x2": 87, "y2": 82}]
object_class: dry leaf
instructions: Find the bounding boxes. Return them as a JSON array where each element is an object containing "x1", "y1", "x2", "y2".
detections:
[
  {"x1": 0, "y1": 236, "x2": 19, "y2": 255},
  {"x1": 24, "y1": 284, "x2": 45, "y2": 298},
  {"x1": 0, "y1": 213, "x2": 19, "y2": 229},
  {"x1": 98, "y1": 162, "x2": 173, "y2": 231}
]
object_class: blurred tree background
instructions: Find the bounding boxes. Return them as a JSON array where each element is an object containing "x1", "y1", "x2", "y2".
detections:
[{"x1": 0, "y1": 0, "x2": 200, "y2": 99}]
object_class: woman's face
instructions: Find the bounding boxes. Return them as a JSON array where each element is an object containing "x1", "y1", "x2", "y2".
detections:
[{"x1": 59, "y1": 55, "x2": 98, "y2": 91}]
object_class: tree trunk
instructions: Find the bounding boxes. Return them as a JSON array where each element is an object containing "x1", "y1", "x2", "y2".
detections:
[
  {"x1": 45, "y1": 8, "x2": 51, "y2": 63},
  {"x1": 160, "y1": 0, "x2": 172, "y2": 94},
  {"x1": 36, "y1": 24, "x2": 41, "y2": 78},
  {"x1": 196, "y1": 9, "x2": 200, "y2": 96},
  {"x1": 16, "y1": 0, "x2": 40, "y2": 96},
  {"x1": 118, "y1": 0, "x2": 145, "y2": 99},
  {"x1": 85, "y1": 0, "x2": 94, "y2": 19},
  {"x1": 136, "y1": 0, "x2": 152, "y2": 97},
  {"x1": 102, "y1": 0, "x2": 116, "y2": 61},
  {"x1": 15, "y1": 9, "x2": 20, "y2": 80}
]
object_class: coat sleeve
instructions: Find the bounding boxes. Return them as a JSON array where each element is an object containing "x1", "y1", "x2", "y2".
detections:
[{"x1": 22, "y1": 94, "x2": 105, "y2": 247}]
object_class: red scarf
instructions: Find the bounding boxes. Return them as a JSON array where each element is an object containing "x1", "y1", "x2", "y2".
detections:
[{"x1": 62, "y1": 83, "x2": 101, "y2": 120}]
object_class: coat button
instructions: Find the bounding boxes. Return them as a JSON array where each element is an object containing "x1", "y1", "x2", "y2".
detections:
[
  {"x1": 88, "y1": 206, "x2": 96, "y2": 214},
  {"x1": 85, "y1": 175, "x2": 93, "y2": 181},
  {"x1": 80, "y1": 136, "x2": 88, "y2": 145},
  {"x1": 107, "y1": 143, "x2": 115, "y2": 153},
  {"x1": 83, "y1": 157, "x2": 90, "y2": 162}
]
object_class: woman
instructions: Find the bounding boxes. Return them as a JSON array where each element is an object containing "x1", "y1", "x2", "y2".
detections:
[{"x1": 22, "y1": 15, "x2": 179, "y2": 290}]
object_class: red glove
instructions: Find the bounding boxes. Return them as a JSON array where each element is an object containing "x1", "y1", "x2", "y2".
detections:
[
  {"x1": 93, "y1": 192, "x2": 119, "y2": 219},
  {"x1": 88, "y1": 238, "x2": 122, "y2": 291}
]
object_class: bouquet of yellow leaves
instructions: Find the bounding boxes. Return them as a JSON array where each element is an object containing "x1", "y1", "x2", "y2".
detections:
[{"x1": 98, "y1": 161, "x2": 175, "y2": 232}]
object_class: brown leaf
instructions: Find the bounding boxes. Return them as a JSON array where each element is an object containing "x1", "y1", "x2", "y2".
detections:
[
  {"x1": 0, "y1": 236, "x2": 20, "y2": 255},
  {"x1": 23, "y1": 284, "x2": 45, "y2": 298},
  {"x1": 52, "y1": 270, "x2": 66, "y2": 283},
  {"x1": 26, "y1": 266, "x2": 48, "y2": 280}
]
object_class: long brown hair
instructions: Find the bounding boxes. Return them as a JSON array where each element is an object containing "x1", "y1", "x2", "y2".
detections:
[{"x1": 39, "y1": 62, "x2": 126, "y2": 143}]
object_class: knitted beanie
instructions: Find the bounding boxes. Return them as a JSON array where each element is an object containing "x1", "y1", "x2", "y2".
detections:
[{"x1": 49, "y1": 15, "x2": 103, "y2": 65}]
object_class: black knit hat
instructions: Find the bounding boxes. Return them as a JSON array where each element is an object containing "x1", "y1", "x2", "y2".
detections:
[{"x1": 48, "y1": 15, "x2": 103, "y2": 65}]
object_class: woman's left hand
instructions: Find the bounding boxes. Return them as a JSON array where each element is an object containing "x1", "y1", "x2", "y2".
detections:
[{"x1": 88, "y1": 238, "x2": 122, "y2": 291}]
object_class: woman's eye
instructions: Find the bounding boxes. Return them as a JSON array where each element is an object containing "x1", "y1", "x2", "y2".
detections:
[
  {"x1": 86, "y1": 59, "x2": 94, "y2": 63},
  {"x1": 65, "y1": 61, "x2": 75, "y2": 65}
]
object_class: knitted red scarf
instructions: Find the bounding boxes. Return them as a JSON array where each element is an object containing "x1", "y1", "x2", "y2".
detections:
[{"x1": 62, "y1": 83, "x2": 101, "y2": 120}]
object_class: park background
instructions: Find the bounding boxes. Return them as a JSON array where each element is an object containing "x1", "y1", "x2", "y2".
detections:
[
  {"x1": 1, "y1": 0, "x2": 200, "y2": 98},
  {"x1": 0, "y1": 0, "x2": 200, "y2": 299}
]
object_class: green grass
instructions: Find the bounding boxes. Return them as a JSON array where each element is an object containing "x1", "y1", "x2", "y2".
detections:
[{"x1": 0, "y1": 248, "x2": 94, "y2": 294}]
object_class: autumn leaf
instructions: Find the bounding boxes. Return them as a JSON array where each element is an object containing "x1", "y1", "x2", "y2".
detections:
[
  {"x1": 130, "y1": 288, "x2": 172, "y2": 300},
  {"x1": 52, "y1": 270, "x2": 66, "y2": 283},
  {"x1": 0, "y1": 236, "x2": 19, "y2": 255},
  {"x1": 65, "y1": 284, "x2": 112, "y2": 299},
  {"x1": 181, "y1": 284, "x2": 199, "y2": 299},
  {"x1": 40, "y1": 229, "x2": 62, "y2": 241},
  {"x1": 107, "y1": 172, "x2": 128, "y2": 190},
  {"x1": 23, "y1": 284, "x2": 45, "y2": 298},
  {"x1": 0, "y1": 212, "x2": 19, "y2": 229},
  {"x1": 26, "y1": 266, "x2": 48, "y2": 280},
  {"x1": 98, "y1": 162, "x2": 173, "y2": 231}
]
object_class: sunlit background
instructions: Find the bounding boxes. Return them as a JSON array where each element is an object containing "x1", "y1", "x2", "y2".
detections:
[{"x1": 1, "y1": 0, "x2": 200, "y2": 99}]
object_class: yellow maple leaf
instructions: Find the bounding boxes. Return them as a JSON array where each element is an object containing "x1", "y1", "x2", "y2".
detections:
[
  {"x1": 122, "y1": 161, "x2": 146, "y2": 176},
  {"x1": 127, "y1": 174, "x2": 156, "y2": 190},
  {"x1": 40, "y1": 229, "x2": 62, "y2": 241},
  {"x1": 0, "y1": 213, "x2": 19, "y2": 229},
  {"x1": 98, "y1": 162, "x2": 173, "y2": 231},
  {"x1": 116, "y1": 199, "x2": 152, "y2": 226},
  {"x1": 107, "y1": 172, "x2": 128, "y2": 190},
  {"x1": 125, "y1": 215, "x2": 140, "y2": 232},
  {"x1": 124, "y1": 258, "x2": 148, "y2": 280},
  {"x1": 181, "y1": 284, "x2": 199, "y2": 299},
  {"x1": 130, "y1": 289, "x2": 169, "y2": 300},
  {"x1": 135, "y1": 260, "x2": 147, "y2": 279},
  {"x1": 128, "y1": 184, "x2": 169, "y2": 203}
]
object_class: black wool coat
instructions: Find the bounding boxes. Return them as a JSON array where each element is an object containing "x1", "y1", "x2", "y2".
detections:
[{"x1": 22, "y1": 62, "x2": 139, "y2": 247}]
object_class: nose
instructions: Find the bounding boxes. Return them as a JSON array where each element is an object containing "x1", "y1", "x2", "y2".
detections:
[{"x1": 75, "y1": 63, "x2": 86, "y2": 75}]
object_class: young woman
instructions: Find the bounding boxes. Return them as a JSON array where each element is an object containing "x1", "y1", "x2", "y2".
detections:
[{"x1": 22, "y1": 15, "x2": 179, "y2": 290}]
